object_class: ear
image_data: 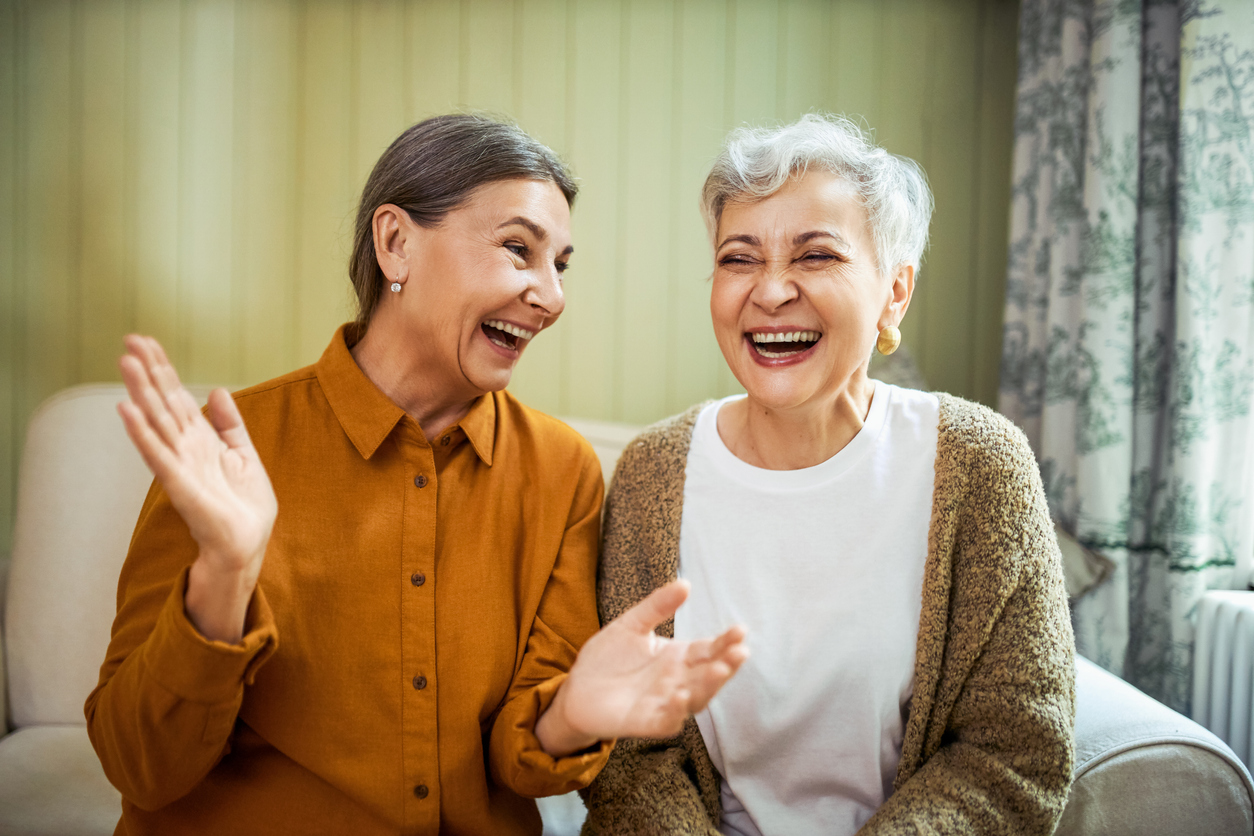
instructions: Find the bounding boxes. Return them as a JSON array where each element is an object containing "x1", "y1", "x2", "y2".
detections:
[
  {"x1": 372, "y1": 204, "x2": 414, "y2": 287},
  {"x1": 881, "y1": 263, "x2": 916, "y2": 328}
]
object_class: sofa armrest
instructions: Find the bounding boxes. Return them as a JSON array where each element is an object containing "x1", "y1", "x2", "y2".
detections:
[
  {"x1": 1, "y1": 551, "x2": 8, "y2": 733},
  {"x1": 1056, "y1": 656, "x2": 1254, "y2": 835}
]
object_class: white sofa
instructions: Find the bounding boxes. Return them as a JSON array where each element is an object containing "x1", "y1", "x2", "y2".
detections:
[{"x1": 2, "y1": 384, "x2": 1252, "y2": 835}]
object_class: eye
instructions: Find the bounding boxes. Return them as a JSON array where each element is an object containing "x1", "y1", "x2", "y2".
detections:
[
  {"x1": 718, "y1": 253, "x2": 757, "y2": 268},
  {"x1": 505, "y1": 242, "x2": 528, "y2": 259},
  {"x1": 555, "y1": 260, "x2": 571, "y2": 274},
  {"x1": 800, "y1": 251, "x2": 841, "y2": 263}
]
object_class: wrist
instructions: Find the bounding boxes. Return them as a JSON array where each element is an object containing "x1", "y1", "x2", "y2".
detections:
[
  {"x1": 536, "y1": 679, "x2": 601, "y2": 758},
  {"x1": 185, "y1": 556, "x2": 258, "y2": 644}
]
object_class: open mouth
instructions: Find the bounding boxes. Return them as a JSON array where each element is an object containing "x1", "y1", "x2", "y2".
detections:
[
  {"x1": 481, "y1": 319, "x2": 536, "y2": 353},
  {"x1": 749, "y1": 330, "x2": 822, "y2": 358}
]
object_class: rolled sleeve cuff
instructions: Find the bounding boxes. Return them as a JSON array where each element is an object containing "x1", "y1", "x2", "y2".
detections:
[
  {"x1": 138, "y1": 566, "x2": 279, "y2": 703},
  {"x1": 493, "y1": 673, "x2": 615, "y2": 798}
]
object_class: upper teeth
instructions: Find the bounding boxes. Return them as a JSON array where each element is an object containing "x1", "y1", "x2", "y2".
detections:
[
  {"x1": 485, "y1": 320, "x2": 535, "y2": 340},
  {"x1": 751, "y1": 331, "x2": 821, "y2": 343}
]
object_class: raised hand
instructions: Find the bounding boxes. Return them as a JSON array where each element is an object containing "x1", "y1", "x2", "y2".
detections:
[
  {"x1": 536, "y1": 580, "x2": 749, "y2": 756},
  {"x1": 116, "y1": 335, "x2": 277, "y2": 643}
]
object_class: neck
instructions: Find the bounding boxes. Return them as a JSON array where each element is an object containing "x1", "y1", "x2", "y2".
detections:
[
  {"x1": 718, "y1": 372, "x2": 876, "y2": 470},
  {"x1": 350, "y1": 323, "x2": 478, "y2": 440}
]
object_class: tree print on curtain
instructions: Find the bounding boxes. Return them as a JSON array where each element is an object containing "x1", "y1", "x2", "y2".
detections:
[{"x1": 1001, "y1": 0, "x2": 1254, "y2": 712}]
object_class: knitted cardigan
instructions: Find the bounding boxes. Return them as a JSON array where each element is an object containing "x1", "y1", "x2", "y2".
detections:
[{"x1": 581, "y1": 395, "x2": 1076, "y2": 835}]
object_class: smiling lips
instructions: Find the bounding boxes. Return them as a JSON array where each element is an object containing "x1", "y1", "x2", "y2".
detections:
[
  {"x1": 482, "y1": 319, "x2": 536, "y2": 352},
  {"x1": 748, "y1": 330, "x2": 822, "y2": 359}
]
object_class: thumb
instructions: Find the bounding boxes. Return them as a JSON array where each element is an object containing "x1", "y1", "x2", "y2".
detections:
[
  {"x1": 206, "y1": 388, "x2": 253, "y2": 451},
  {"x1": 618, "y1": 579, "x2": 691, "y2": 635}
]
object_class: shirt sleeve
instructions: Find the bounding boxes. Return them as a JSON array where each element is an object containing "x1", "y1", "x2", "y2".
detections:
[
  {"x1": 84, "y1": 481, "x2": 279, "y2": 811},
  {"x1": 487, "y1": 444, "x2": 614, "y2": 798}
]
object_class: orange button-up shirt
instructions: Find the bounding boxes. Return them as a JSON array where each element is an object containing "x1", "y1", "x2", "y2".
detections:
[{"x1": 85, "y1": 325, "x2": 611, "y2": 835}]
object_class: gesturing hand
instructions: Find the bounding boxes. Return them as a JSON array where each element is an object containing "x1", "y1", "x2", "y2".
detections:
[
  {"x1": 536, "y1": 580, "x2": 749, "y2": 756},
  {"x1": 117, "y1": 335, "x2": 277, "y2": 643}
]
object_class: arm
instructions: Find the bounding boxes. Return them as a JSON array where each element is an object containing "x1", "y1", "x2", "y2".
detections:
[
  {"x1": 84, "y1": 336, "x2": 279, "y2": 809},
  {"x1": 580, "y1": 416, "x2": 726, "y2": 835},
  {"x1": 488, "y1": 446, "x2": 745, "y2": 798},
  {"x1": 861, "y1": 417, "x2": 1075, "y2": 835},
  {"x1": 487, "y1": 449, "x2": 613, "y2": 797}
]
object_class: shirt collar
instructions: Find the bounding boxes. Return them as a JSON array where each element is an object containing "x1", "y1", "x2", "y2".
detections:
[
  {"x1": 458, "y1": 388, "x2": 496, "y2": 467},
  {"x1": 316, "y1": 323, "x2": 496, "y2": 465}
]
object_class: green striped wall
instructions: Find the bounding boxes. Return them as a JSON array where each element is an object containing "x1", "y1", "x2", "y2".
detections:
[{"x1": 0, "y1": 0, "x2": 1020, "y2": 554}]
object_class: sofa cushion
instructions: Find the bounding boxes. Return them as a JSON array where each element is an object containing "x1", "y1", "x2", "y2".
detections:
[
  {"x1": 0, "y1": 725, "x2": 120, "y2": 835},
  {"x1": 1056, "y1": 656, "x2": 1254, "y2": 835}
]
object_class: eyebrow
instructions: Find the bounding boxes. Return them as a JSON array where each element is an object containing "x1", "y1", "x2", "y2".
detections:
[
  {"x1": 716, "y1": 230, "x2": 852, "y2": 253},
  {"x1": 716, "y1": 233, "x2": 761, "y2": 252},
  {"x1": 497, "y1": 216, "x2": 574, "y2": 256},
  {"x1": 794, "y1": 230, "x2": 852, "y2": 250}
]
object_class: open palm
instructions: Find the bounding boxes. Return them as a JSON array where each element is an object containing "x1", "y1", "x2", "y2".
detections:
[
  {"x1": 557, "y1": 581, "x2": 748, "y2": 742},
  {"x1": 117, "y1": 335, "x2": 276, "y2": 585}
]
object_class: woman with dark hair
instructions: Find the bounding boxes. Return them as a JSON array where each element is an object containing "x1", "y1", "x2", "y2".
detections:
[{"x1": 85, "y1": 114, "x2": 747, "y2": 835}]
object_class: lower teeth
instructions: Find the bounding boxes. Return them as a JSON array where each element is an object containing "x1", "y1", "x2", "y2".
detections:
[{"x1": 753, "y1": 344, "x2": 810, "y2": 358}]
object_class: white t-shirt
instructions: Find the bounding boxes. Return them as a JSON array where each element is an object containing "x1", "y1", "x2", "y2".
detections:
[{"x1": 673, "y1": 381, "x2": 939, "y2": 836}]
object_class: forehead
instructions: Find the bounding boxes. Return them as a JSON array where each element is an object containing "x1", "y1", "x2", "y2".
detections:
[
  {"x1": 718, "y1": 170, "x2": 868, "y2": 243},
  {"x1": 455, "y1": 178, "x2": 572, "y2": 237}
]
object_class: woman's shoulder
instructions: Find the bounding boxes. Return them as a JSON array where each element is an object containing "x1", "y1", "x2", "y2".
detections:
[
  {"x1": 611, "y1": 401, "x2": 709, "y2": 485},
  {"x1": 933, "y1": 392, "x2": 1036, "y2": 474},
  {"x1": 228, "y1": 365, "x2": 321, "y2": 415},
  {"x1": 626, "y1": 402, "x2": 708, "y2": 453},
  {"x1": 494, "y1": 390, "x2": 600, "y2": 465}
]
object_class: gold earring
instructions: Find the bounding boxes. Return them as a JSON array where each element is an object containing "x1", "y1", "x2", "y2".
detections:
[{"x1": 876, "y1": 325, "x2": 901, "y2": 356}]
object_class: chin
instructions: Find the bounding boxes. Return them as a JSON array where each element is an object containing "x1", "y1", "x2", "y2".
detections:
[
  {"x1": 465, "y1": 368, "x2": 514, "y2": 394},
  {"x1": 732, "y1": 366, "x2": 819, "y2": 409}
]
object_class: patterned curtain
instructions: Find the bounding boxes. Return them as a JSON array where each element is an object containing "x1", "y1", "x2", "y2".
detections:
[{"x1": 1000, "y1": 0, "x2": 1254, "y2": 712}]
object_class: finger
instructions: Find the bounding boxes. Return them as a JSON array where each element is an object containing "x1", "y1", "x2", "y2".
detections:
[
  {"x1": 121, "y1": 335, "x2": 190, "y2": 429},
  {"x1": 618, "y1": 579, "x2": 691, "y2": 635},
  {"x1": 117, "y1": 400, "x2": 184, "y2": 484},
  {"x1": 687, "y1": 641, "x2": 749, "y2": 708},
  {"x1": 683, "y1": 637, "x2": 715, "y2": 666},
  {"x1": 119, "y1": 353, "x2": 183, "y2": 450},
  {"x1": 124, "y1": 335, "x2": 196, "y2": 430},
  {"x1": 142, "y1": 336, "x2": 200, "y2": 428},
  {"x1": 683, "y1": 661, "x2": 733, "y2": 714},
  {"x1": 705, "y1": 624, "x2": 748, "y2": 661},
  {"x1": 206, "y1": 388, "x2": 254, "y2": 451}
]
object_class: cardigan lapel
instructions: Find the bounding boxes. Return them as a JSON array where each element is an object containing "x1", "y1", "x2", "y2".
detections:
[
  {"x1": 651, "y1": 403, "x2": 705, "y2": 639},
  {"x1": 895, "y1": 393, "x2": 965, "y2": 789}
]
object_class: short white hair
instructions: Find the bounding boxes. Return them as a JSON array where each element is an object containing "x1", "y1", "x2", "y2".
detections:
[{"x1": 700, "y1": 113, "x2": 933, "y2": 277}]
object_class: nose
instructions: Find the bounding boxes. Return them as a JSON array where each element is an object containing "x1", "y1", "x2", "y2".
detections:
[
  {"x1": 523, "y1": 263, "x2": 566, "y2": 322},
  {"x1": 749, "y1": 261, "x2": 798, "y2": 312}
]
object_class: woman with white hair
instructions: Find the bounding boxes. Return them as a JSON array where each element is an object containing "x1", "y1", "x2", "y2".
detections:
[{"x1": 582, "y1": 114, "x2": 1076, "y2": 835}]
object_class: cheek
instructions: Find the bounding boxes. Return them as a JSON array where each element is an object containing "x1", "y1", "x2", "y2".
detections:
[{"x1": 708, "y1": 277, "x2": 742, "y2": 341}]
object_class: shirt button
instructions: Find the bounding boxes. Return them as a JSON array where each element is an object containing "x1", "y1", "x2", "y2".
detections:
[
  {"x1": 410, "y1": 572, "x2": 426, "y2": 587},
  {"x1": 412, "y1": 674, "x2": 427, "y2": 690},
  {"x1": 413, "y1": 784, "x2": 429, "y2": 799},
  {"x1": 413, "y1": 474, "x2": 428, "y2": 488},
  {"x1": 440, "y1": 435, "x2": 451, "y2": 446}
]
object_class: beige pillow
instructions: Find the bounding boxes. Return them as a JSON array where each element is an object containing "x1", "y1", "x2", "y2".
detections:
[{"x1": 1054, "y1": 523, "x2": 1115, "y2": 600}]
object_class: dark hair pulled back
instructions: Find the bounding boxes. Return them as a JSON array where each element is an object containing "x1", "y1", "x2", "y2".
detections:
[{"x1": 349, "y1": 113, "x2": 578, "y2": 325}]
